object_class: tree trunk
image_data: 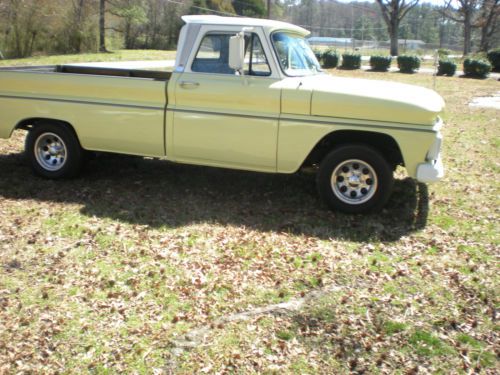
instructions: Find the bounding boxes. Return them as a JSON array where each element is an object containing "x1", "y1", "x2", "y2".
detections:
[
  {"x1": 463, "y1": 8, "x2": 472, "y2": 55},
  {"x1": 480, "y1": 25, "x2": 489, "y2": 51},
  {"x1": 439, "y1": 14, "x2": 446, "y2": 49},
  {"x1": 390, "y1": 19, "x2": 399, "y2": 56},
  {"x1": 478, "y1": 0, "x2": 499, "y2": 52},
  {"x1": 99, "y1": 0, "x2": 107, "y2": 52},
  {"x1": 125, "y1": 22, "x2": 132, "y2": 49}
]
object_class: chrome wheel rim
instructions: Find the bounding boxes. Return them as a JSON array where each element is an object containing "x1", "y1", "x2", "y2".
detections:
[
  {"x1": 331, "y1": 159, "x2": 378, "y2": 205},
  {"x1": 34, "y1": 132, "x2": 67, "y2": 171}
]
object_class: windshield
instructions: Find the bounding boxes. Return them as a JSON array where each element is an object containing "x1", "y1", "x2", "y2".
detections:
[{"x1": 271, "y1": 32, "x2": 322, "y2": 76}]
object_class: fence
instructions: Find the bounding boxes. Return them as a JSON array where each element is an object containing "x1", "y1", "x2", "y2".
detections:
[{"x1": 309, "y1": 38, "x2": 464, "y2": 55}]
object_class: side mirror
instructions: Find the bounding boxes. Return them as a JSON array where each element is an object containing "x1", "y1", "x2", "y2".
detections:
[{"x1": 229, "y1": 33, "x2": 245, "y2": 73}]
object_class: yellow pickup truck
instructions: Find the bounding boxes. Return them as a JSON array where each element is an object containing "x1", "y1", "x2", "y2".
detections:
[{"x1": 0, "y1": 15, "x2": 444, "y2": 213}]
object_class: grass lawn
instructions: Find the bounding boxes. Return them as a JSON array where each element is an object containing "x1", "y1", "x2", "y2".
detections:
[
  {"x1": 0, "y1": 54, "x2": 498, "y2": 373},
  {"x1": 0, "y1": 50, "x2": 176, "y2": 67}
]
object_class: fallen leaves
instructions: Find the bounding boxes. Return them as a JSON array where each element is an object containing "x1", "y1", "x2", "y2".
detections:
[{"x1": 1, "y1": 74, "x2": 499, "y2": 373}]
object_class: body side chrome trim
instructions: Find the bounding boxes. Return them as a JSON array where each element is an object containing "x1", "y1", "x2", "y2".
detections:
[
  {"x1": 171, "y1": 107, "x2": 436, "y2": 133},
  {"x1": 0, "y1": 94, "x2": 164, "y2": 111}
]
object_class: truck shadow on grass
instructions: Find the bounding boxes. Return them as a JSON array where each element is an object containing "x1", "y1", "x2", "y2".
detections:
[{"x1": 0, "y1": 152, "x2": 428, "y2": 242}]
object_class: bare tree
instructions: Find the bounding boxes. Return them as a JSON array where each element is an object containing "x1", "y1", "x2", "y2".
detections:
[
  {"x1": 442, "y1": 0, "x2": 480, "y2": 55},
  {"x1": 376, "y1": 0, "x2": 420, "y2": 56},
  {"x1": 477, "y1": 0, "x2": 499, "y2": 51}
]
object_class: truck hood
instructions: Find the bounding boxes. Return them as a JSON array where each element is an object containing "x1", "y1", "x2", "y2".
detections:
[{"x1": 303, "y1": 74, "x2": 444, "y2": 126}]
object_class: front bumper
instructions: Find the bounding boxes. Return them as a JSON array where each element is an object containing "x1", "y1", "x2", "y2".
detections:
[{"x1": 416, "y1": 154, "x2": 444, "y2": 183}]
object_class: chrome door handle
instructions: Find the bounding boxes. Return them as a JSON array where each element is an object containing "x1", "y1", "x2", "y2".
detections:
[{"x1": 180, "y1": 81, "x2": 200, "y2": 89}]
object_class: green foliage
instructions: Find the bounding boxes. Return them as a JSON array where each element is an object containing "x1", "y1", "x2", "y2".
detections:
[
  {"x1": 341, "y1": 53, "x2": 361, "y2": 69},
  {"x1": 208, "y1": 0, "x2": 236, "y2": 13},
  {"x1": 437, "y1": 48, "x2": 451, "y2": 58},
  {"x1": 321, "y1": 49, "x2": 339, "y2": 69},
  {"x1": 191, "y1": 0, "x2": 235, "y2": 15},
  {"x1": 114, "y1": 4, "x2": 148, "y2": 25},
  {"x1": 313, "y1": 49, "x2": 323, "y2": 65},
  {"x1": 397, "y1": 55, "x2": 421, "y2": 73},
  {"x1": 369, "y1": 55, "x2": 392, "y2": 72},
  {"x1": 232, "y1": 0, "x2": 265, "y2": 17},
  {"x1": 437, "y1": 60, "x2": 457, "y2": 76},
  {"x1": 486, "y1": 49, "x2": 500, "y2": 72},
  {"x1": 463, "y1": 58, "x2": 492, "y2": 78}
]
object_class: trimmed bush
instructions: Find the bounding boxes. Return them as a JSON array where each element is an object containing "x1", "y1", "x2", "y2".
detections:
[
  {"x1": 322, "y1": 49, "x2": 340, "y2": 69},
  {"x1": 313, "y1": 49, "x2": 323, "y2": 65},
  {"x1": 341, "y1": 53, "x2": 361, "y2": 69},
  {"x1": 463, "y1": 58, "x2": 491, "y2": 78},
  {"x1": 486, "y1": 49, "x2": 500, "y2": 72},
  {"x1": 397, "y1": 55, "x2": 421, "y2": 73},
  {"x1": 369, "y1": 55, "x2": 392, "y2": 72},
  {"x1": 437, "y1": 60, "x2": 456, "y2": 76}
]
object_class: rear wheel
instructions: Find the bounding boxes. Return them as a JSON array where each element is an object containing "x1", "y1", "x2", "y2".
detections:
[
  {"x1": 317, "y1": 144, "x2": 394, "y2": 213},
  {"x1": 25, "y1": 123, "x2": 83, "y2": 179}
]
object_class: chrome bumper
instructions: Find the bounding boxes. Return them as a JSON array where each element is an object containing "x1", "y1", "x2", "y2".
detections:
[{"x1": 416, "y1": 154, "x2": 444, "y2": 183}]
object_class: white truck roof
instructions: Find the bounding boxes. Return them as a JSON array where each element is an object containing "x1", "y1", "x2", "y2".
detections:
[{"x1": 181, "y1": 15, "x2": 309, "y2": 36}]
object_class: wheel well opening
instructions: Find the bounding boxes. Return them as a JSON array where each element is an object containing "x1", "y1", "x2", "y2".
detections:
[
  {"x1": 15, "y1": 118, "x2": 80, "y2": 145},
  {"x1": 303, "y1": 130, "x2": 404, "y2": 170}
]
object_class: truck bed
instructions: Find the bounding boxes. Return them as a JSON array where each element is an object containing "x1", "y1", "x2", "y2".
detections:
[
  {"x1": 0, "y1": 64, "x2": 172, "y2": 81},
  {"x1": 0, "y1": 63, "x2": 170, "y2": 157}
]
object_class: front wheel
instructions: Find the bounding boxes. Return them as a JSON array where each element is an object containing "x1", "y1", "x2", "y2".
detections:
[
  {"x1": 25, "y1": 122, "x2": 83, "y2": 179},
  {"x1": 317, "y1": 145, "x2": 394, "y2": 213}
]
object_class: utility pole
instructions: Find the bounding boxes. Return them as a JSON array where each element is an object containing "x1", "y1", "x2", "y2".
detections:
[
  {"x1": 267, "y1": 0, "x2": 271, "y2": 19},
  {"x1": 351, "y1": 3, "x2": 354, "y2": 50}
]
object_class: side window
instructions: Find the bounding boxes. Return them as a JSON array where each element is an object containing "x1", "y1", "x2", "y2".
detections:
[
  {"x1": 192, "y1": 34, "x2": 234, "y2": 74},
  {"x1": 191, "y1": 32, "x2": 271, "y2": 76},
  {"x1": 244, "y1": 34, "x2": 271, "y2": 76}
]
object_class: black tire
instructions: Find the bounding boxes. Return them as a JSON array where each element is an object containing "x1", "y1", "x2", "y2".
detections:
[
  {"x1": 316, "y1": 144, "x2": 394, "y2": 214},
  {"x1": 25, "y1": 122, "x2": 83, "y2": 179}
]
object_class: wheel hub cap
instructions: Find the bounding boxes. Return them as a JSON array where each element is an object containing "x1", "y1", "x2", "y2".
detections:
[
  {"x1": 331, "y1": 159, "x2": 378, "y2": 205},
  {"x1": 34, "y1": 132, "x2": 67, "y2": 171},
  {"x1": 348, "y1": 174, "x2": 361, "y2": 187}
]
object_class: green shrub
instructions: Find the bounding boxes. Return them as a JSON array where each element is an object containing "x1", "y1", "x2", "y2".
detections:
[
  {"x1": 437, "y1": 60, "x2": 456, "y2": 76},
  {"x1": 313, "y1": 49, "x2": 323, "y2": 65},
  {"x1": 369, "y1": 55, "x2": 392, "y2": 72},
  {"x1": 437, "y1": 48, "x2": 451, "y2": 58},
  {"x1": 486, "y1": 49, "x2": 500, "y2": 72},
  {"x1": 463, "y1": 58, "x2": 491, "y2": 78},
  {"x1": 341, "y1": 53, "x2": 361, "y2": 69},
  {"x1": 322, "y1": 49, "x2": 340, "y2": 69},
  {"x1": 397, "y1": 55, "x2": 421, "y2": 73}
]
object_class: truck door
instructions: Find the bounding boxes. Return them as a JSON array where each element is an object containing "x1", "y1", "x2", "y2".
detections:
[{"x1": 171, "y1": 26, "x2": 281, "y2": 172}]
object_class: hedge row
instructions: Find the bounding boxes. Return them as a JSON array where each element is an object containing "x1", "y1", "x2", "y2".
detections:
[
  {"x1": 463, "y1": 58, "x2": 491, "y2": 78},
  {"x1": 314, "y1": 49, "x2": 363, "y2": 70},
  {"x1": 397, "y1": 55, "x2": 421, "y2": 73},
  {"x1": 486, "y1": 49, "x2": 500, "y2": 72},
  {"x1": 369, "y1": 56, "x2": 392, "y2": 72},
  {"x1": 340, "y1": 53, "x2": 362, "y2": 69},
  {"x1": 313, "y1": 49, "x2": 494, "y2": 78},
  {"x1": 437, "y1": 60, "x2": 457, "y2": 76}
]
